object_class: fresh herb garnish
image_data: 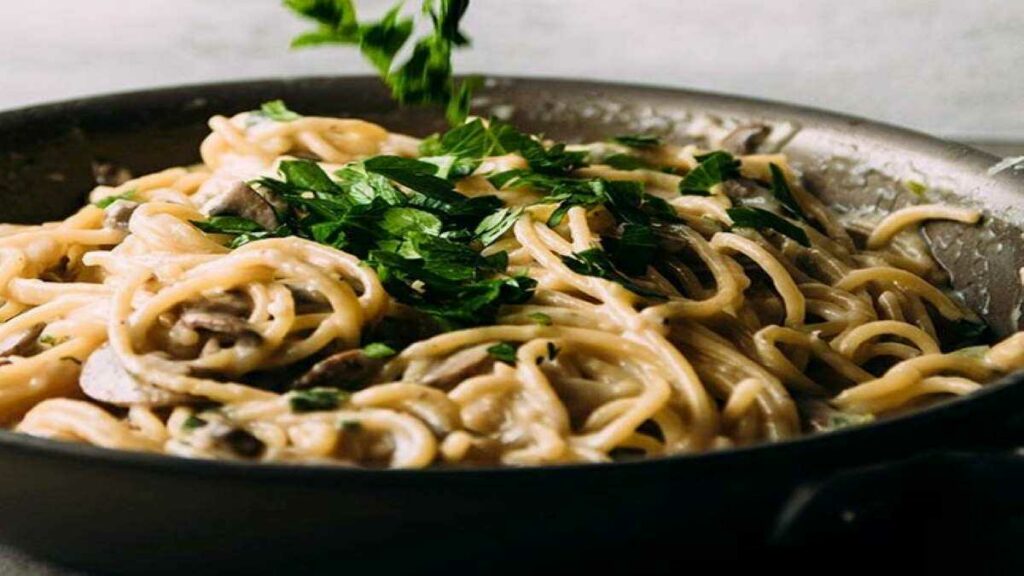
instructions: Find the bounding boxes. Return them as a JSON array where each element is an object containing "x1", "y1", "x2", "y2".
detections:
[
  {"x1": 603, "y1": 154, "x2": 653, "y2": 171},
  {"x1": 257, "y1": 99, "x2": 302, "y2": 122},
  {"x1": 561, "y1": 248, "x2": 664, "y2": 299},
  {"x1": 526, "y1": 312, "x2": 552, "y2": 326},
  {"x1": 362, "y1": 342, "x2": 397, "y2": 359},
  {"x1": 94, "y1": 190, "x2": 137, "y2": 209},
  {"x1": 768, "y1": 163, "x2": 806, "y2": 220},
  {"x1": 289, "y1": 387, "x2": 349, "y2": 413},
  {"x1": 285, "y1": 0, "x2": 476, "y2": 124},
  {"x1": 474, "y1": 206, "x2": 523, "y2": 246},
  {"x1": 679, "y1": 151, "x2": 741, "y2": 196},
  {"x1": 486, "y1": 342, "x2": 518, "y2": 364},
  {"x1": 38, "y1": 334, "x2": 69, "y2": 347},
  {"x1": 182, "y1": 415, "x2": 207, "y2": 431},
  {"x1": 613, "y1": 134, "x2": 661, "y2": 149},
  {"x1": 727, "y1": 207, "x2": 810, "y2": 247}
]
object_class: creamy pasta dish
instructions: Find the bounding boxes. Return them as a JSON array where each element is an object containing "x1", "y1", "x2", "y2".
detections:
[{"x1": 3, "y1": 102, "x2": 1021, "y2": 468}]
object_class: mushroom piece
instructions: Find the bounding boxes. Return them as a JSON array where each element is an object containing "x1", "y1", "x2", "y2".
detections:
[
  {"x1": 0, "y1": 323, "x2": 44, "y2": 357},
  {"x1": 719, "y1": 124, "x2": 770, "y2": 155},
  {"x1": 420, "y1": 344, "x2": 495, "y2": 389},
  {"x1": 201, "y1": 181, "x2": 280, "y2": 231},
  {"x1": 80, "y1": 344, "x2": 190, "y2": 407},
  {"x1": 178, "y1": 308, "x2": 262, "y2": 345},
  {"x1": 292, "y1": 349, "x2": 384, "y2": 391},
  {"x1": 102, "y1": 199, "x2": 139, "y2": 230}
]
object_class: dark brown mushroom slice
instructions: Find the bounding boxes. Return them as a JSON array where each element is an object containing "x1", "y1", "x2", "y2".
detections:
[
  {"x1": 102, "y1": 199, "x2": 139, "y2": 230},
  {"x1": 0, "y1": 323, "x2": 44, "y2": 357},
  {"x1": 213, "y1": 427, "x2": 266, "y2": 459},
  {"x1": 192, "y1": 291, "x2": 253, "y2": 317},
  {"x1": 292, "y1": 349, "x2": 384, "y2": 391},
  {"x1": 178, "y1": 308, "x2": 262, "y2": 346},
  {"x1": 80, "y1": 343, "x2": 191, "y2": 407},
  {"x1": 719, "y1": 124, "x2": 770, "y2": 155},
  {"x1": 287, "y1": 285, "x2": 330, "y2": 314},
  {"x1": 420, "y1": 344, "x2": 495, "y2": 390},
  {"x1": 202, "y1": 181, "x2": 280, "y2": 231}
]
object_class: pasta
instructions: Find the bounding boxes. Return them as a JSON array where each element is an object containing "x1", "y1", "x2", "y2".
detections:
[{"x1": 2, "y1": 105, "x2": 1020, "y2": 469}]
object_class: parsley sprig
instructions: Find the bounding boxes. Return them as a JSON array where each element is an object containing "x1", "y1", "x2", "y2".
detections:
[{"x1": 285, "y1": 0, "x2": 476, "y2": 124}]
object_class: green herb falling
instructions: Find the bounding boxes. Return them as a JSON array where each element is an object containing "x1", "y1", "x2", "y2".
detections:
[{"x1": 284, "y1": 0, "x2": 477, "y2": 125}]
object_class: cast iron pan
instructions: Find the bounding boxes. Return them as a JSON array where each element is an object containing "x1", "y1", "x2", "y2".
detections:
[{"x1": 0, "y1": 77, "x2": 1022, "y2": 574}]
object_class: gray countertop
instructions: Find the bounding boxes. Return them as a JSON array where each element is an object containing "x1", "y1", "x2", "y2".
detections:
[{"x1": 0, "y1": 1, "x2": 1022, "y2": 573}]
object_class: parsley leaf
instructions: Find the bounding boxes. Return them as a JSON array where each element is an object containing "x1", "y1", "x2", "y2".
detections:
[
  {"x1": 289, "y1": 387, "x2": 349, "y2": 413},
  {"x1": 362, "y1": 342, "x2": 397, "y2": 359},
  {"x1": 487, "y1": 342, "x2": 518, "y2": 364},
  {"x1": 679, "y1": 151, "x2": 741, "y2": 196},
  {"x1": 94, "y1": 190, "x2": 137, "y2": 209},
  {"x1": 527, "y1": 312, "x2": 552, "y2": 326},
  {"x1": 475, "y1": 206, "x2": 523, "y2": 246},
  {"x1": 727, "y1": 207, "x2": 810, "y2": 247},
  {"x1": 257, "y1": 99, "x2": 302, "y2": 122},
  {"x1": 285, "y1": 0, "x2": 476, "y2": 125},
  {"x1": 561, "y1": 248, "x2": 665, "y2": 299},
  {"x1": 603, "y1": 154, "x2": 653, "y2": 171},
  {"x1": 768, "y1": 163, "x2": 805, "y2": 220},
  {"x1": 613, "y1": 134, "x2": 661, "y2": 149}
]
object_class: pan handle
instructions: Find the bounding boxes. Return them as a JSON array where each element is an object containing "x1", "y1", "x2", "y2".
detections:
[{"x1": 771, "y1": 449, "x2": 1024, "y2": 551}]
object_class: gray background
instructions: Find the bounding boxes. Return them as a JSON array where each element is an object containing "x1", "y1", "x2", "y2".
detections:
[
  {"x1": 1, "y1": 0, "x2": 1022, "y2": 143},
  {"x1": 0, "y1": 0, "x2": 1021, "y2": 573}
]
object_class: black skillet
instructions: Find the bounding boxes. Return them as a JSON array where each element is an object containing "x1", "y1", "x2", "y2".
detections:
[{"x1": 0, "y1": 77, "x2": 1022, "y2": 574}]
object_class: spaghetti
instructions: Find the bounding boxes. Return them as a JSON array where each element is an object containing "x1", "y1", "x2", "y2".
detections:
[{"x1": 4, "y1": 107, "x2": 1020, "y2": 468}]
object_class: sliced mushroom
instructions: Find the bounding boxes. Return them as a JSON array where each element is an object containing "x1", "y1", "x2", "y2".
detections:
[
  {"x1": 213, "y1": 427, "x2": 266, "y2": 459},
  {"x1": 292, "y1": 349, "x2": 384, "y2": 391},
  {"x1": 0, "y1": 323, "x2": 44, "y2": 357},
  {"x1": 719, "y1": 124, "x2": 770, "y2": 155},
  {"x1": 80, "y1": 344, "x2": 190, "y2": 407},
  {"x1": 420, "y1": 344, "x2": 495, "y2": 389},
  {"x1": 192, "y1": 291, "x2": 253, "y2": 317},
  {"x1": 102, "y1": 199, "x2": 139, "y2": 230},
  {"x1": 201, "y1": 181, "x2": 280, "y2": 231},
  {"x1": 287, "y1": 285, "x2": 330, "y2": 314},
  {"x1": 178, "y1": 308, "x2": 262, "y2": 346}
]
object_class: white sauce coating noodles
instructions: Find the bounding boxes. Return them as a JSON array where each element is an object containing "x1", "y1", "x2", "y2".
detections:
[{"x1": 3, "y1": 110, "x2": 1021, "y2": 468}]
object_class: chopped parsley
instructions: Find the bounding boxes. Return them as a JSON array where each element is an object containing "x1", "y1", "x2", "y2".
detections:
[
  {"x1": 474, "y1": 206, "x2": 523, "y2": 246},
  {"x1": 526, "y1": 312, "x2": 552, "y2": 326},
  {"x1": 679, "y1": 151, "x2": 741, "y2": 196},
  {"x1": 362, "y1": 342, "x2": 397, "y2": 359},
  {"x1": 182, "y1": 415, "x2": 207, "y2": 431},
  {"x1": 285, "y1": 0, "x2": 476, "y2": 124},
  {"x1": 38, "y1": 334, "x2": 69, "y2": 347},
  {"x1": 768, "y1": 163, "x2": 806, "y2": 220},
  {"x1": 487, "y1": 342, "x2": 518, "y2": 364},
  {"x1": 603, "y1": 154, "x2": 653, "y2": 171},
  {"x1": 289, "y1": 387, "x2": 349, "y2": 413},
  {"x1": 612, "y1": 134, "x2": 662, "y2": 149},
  {"x1": 727, "y1": 206, "x2": 810, "y2": 247},
  {"x1": 256, "y1": 99, "x2": 302, "y2": 122},
  {"x1": 93, "y1": 190, "x2": 137, "y2": 209},
  {"x1": 562, "y1": 248, "x2": 664, "y2": 299}
]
